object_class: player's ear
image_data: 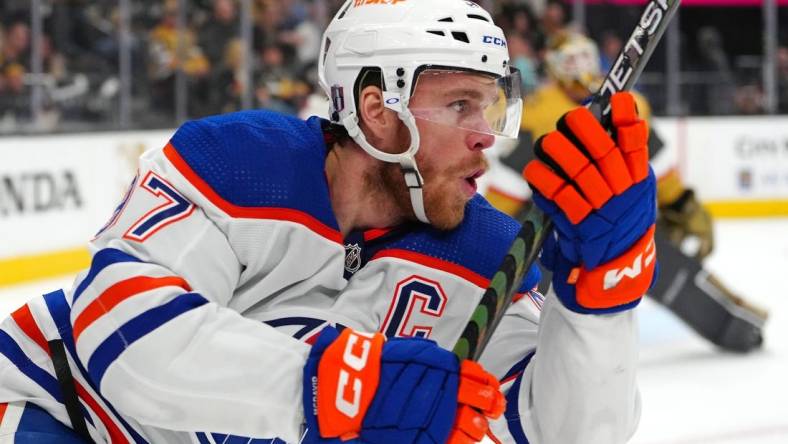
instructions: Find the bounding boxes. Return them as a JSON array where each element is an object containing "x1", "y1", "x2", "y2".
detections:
[{"x1": 358, "y1": 85, "x2": 398, "y2": 145}]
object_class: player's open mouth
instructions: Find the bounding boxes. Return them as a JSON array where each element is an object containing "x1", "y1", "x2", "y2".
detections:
[{"x1": 462, "y1": 169, "x2": 485, "y2": 196}]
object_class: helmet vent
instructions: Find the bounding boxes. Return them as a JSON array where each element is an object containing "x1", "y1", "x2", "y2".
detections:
[
  {"x1": 451, "y1": 31, "x2": 470, "y2": 43},
  {"x1": 337, "y1": 2, "x2": 352, "y2": 19},
  {"x1": 467, "y1": 14, "x2": 490, "y2": 22},
  {"x1": 322, "y1": 38, "x2": 332, "y2": 66},
  {"x1": 438, "y1": 17, "x2": 454, "y2": 22},
  {"x1": 427, "y1": 30, "x2": 446, "y2": 36}
]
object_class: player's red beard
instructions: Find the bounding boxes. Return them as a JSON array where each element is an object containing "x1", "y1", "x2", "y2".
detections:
[{"x1": 369, "y1": 153, "x2": 488, "y2": 230}]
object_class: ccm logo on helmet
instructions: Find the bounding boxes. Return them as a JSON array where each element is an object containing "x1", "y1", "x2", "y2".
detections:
[
  {"x1": 482, "y1": 35, "x2": 507, "y2": 48},
  {"x1": 335, "y1": 331, "x2": 375, "y2": 417},
  {"x1": 354, "y1": 0, "x2": 406, "y2": 6},
  {"x1": 603, "y1": 238, "x2": 656, "y2": 290}
]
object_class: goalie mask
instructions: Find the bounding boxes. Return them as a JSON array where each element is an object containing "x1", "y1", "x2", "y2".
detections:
[
  {"x1": 544, "y1": 32, "x2": 602, "y2": 98},
  {"x1": 318, "y1": 0, "x2": 522, "y2": 224}
]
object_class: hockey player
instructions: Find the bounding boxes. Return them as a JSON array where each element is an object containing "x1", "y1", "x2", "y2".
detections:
[
  {"x1": 485, "y1": 32, "x2": 767, "y2": 353},
  {"x1": 0, "y1": 1, "x2": 656, "y2": 443}
]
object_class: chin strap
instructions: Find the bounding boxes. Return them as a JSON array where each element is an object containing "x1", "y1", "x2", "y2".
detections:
[
  {"x1": 399, "y1": 156, "x2": 429, "y2": 224},
  {"x1": 341, "y1": 109, "x2": 430, "y2": 224}
]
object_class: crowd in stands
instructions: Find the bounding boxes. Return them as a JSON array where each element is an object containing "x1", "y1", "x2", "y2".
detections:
[{"x1": 0, "y1": 0, "x2": 786, "y2": 134}]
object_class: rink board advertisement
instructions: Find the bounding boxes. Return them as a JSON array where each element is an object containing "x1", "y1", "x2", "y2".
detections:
[
  {"x1": 0, "y1": 130, "x2": 171, "y2": 285},
  {"x1": 1, "y1": 116, "x2": 788, "y2": 286},
  {"x1": 653, "y1": 116, "x2": 788, "y2": 217}
]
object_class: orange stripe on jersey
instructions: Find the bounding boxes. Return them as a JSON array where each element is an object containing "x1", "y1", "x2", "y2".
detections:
[
  {"x1": 0, "y1": 402, "x2": 7, "y2": 425},
  {"x1": 72, "y1": 276, "x2": 192, "y2": 341},
  {"x1": 510, "y1": 292, "x2": 526, "y2": 303},
  {"x1": 363, "y1": 228, "x2": 393, "y2": 242},
  {"x1": 74, "y1": 381, "x2": 129, "y2": 444},
  {"x1": 500, "y1": 371, "x2": 522, "y2": 386},
  {"x1": 372, "y1": 249, "x2": 490, "y2": 289},
  {"x1": 11, "y1": 304, "x2": 50, "y2": 355},
  {"x1": 163, "y1": 143, "x2": 343, "y2": 245}
]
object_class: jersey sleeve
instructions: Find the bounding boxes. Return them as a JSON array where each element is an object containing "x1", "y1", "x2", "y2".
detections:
[
  {"x1": 488, "y1": 288, "x2": 641, "y2": 443},
  {"x1": 69, "y1": 119, "x2": 312, "y2": 442}
]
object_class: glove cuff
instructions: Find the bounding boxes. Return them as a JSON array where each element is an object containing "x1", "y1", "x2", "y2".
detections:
[
  {"x1": 551, "y1": 225, "x2": 657, "y2": 314},
  {"x1": 572, "y1": 224, "x2": 657, "y2": 310}
]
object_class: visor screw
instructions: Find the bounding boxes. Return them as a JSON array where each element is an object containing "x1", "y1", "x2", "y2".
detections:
[
  {"x1": 503, "y1": 60, "x2": 507, "y2": 67},
  {"x1": 397, "y1": 79, "x2": 406, "y2": 88},
  {"x1": 481, "y1": 54, "x2": 488, "y2": 63},
  {"x1": 396, "y1": 67, "x2": 405, "y2": 77}
]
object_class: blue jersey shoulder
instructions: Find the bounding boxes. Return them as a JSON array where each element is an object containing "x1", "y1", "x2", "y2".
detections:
[
  {"x1": 383, "y1": 195, "x2": 540, "y2": 292},
  {"x1": 169, "y1": 110, "x2": 338, "y2": 230}
]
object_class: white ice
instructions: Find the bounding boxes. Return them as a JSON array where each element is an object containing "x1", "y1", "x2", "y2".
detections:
[{"x1": 1, "y1": 218, "x2": 786, "y2": 443}]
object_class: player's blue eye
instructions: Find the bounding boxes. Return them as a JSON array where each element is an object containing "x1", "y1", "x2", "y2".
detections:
[{"x1": 450, "y1": 100, "x2": 468, "y2": 114}]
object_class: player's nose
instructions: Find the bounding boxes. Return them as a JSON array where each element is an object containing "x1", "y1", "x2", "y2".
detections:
[{"x1": 466, "y1": 130, "x2": 495, "y2": 152}]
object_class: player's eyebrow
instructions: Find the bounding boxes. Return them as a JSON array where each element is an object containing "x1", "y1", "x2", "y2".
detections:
[
  {"x1": 442, "y1": 88, "x2": 485, "y2": 100},
  {"x1": 441, "y1": 88, "x2": 499, "y2": 105}
]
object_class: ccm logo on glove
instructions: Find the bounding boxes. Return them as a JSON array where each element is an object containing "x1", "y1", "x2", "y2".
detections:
[
  {"x1": 603, "y1": 232, "x2": 656, "y2": 290},
  {"x1": 317, "y1": 329, "x2": 384, "y2": 438},
  {"x1": 336, "y1": 331, "x2": 375, "y2": 416}
]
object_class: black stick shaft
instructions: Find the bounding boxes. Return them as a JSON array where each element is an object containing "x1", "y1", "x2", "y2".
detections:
[{"x1": 453, "y1": 0, "x2": 681, "y2": 361}]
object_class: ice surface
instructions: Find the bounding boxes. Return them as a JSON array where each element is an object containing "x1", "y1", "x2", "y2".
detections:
[{"x1": 1, "y1": 219, "x2": 786, "y2": 443}]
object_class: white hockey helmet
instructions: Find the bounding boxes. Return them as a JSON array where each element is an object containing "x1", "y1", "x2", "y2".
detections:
[{"x1": 318, "y1": 0, "x2": 522, "y2": 224}]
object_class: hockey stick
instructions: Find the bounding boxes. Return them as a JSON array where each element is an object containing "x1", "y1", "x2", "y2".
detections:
[{"x1": 453, "y1": 0, "x2": 681, "y2": 361}]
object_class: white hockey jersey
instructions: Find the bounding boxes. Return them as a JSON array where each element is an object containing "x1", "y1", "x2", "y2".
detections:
[{"x1": 0, "y1": 110, "x2": 640, "y2": 443}]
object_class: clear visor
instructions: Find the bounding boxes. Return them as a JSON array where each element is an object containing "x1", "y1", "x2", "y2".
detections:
[{"x1": 408, "y1": 69, "x2": 523, "y2": 139}]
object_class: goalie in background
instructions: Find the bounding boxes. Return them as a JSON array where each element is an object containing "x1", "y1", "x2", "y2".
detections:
[{"x1": 483, "y1": 31, "x2": 768, "y2": 353}]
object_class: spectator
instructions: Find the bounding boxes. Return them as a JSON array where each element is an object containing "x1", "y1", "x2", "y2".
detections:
[
  {"x1": 0, "y1": 63, "x2": 29, "y2": 128},
  {"x1": 199, "y1": 0, "x2": 239, "y2": 64},
  {"x1": 254, "y1": 0, "x2": 287, "y2": 51},
  {"x1": 208, "y1": 38, "x2": 245, "y2": 114},
  {"x1": 1, "y1": 20, "x2": 30, "y2": 68},
  {"x1": 734, "y1": 84, "x2": 764, "y2": 114},
  {"x1": 542, "y1": 0, "x2": 569, "y2": 41},
  {"x1": 599, "y1": 30, "x2": 622, "y2": 74},
  {"x1": 497, "y1": 3, "x2": 538, "y2": 43},
  {"x1": 692, "y1": 26, "x2": 736, "y2": 114},
  {"x1": 147, "y1": 0, "x2": 210, "y2": 116},
  {"x1": 507, "y1": 32, "x2": 540, "y2": 94},
  {"x1": 254, "y1": 43, "x2": 306, "y2": 115},
  {"x1": 0, "y1": 21, "x2": 31, "y2": 129},
  {"x1": 778, "y1": 45, "x2": 788, "y2": 114},
  {"x1": 277, "y1": 1, "x2": 322, "y2": 69}
]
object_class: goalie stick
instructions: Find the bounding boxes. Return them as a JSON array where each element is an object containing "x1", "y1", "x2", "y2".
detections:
[{"x1": 453, "y1": 0, "x2": 682, "y2": 361}]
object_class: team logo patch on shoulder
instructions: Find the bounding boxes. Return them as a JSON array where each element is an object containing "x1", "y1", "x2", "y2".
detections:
[{"x1": 345, "y1": 243, "x2": 362, "y2": 274}]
